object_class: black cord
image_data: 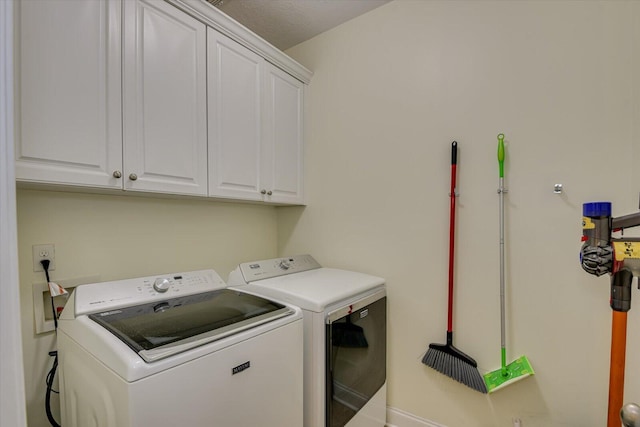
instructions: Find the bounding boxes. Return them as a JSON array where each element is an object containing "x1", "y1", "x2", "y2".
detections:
[
  {"x1": 41, "y1": 260, "x2": 58, "y2": 330},
  {"x1": 45, "y1": 351, "x2": 61, "y2": 427},
  {"x1": 45, "y1": 353, "x2": 59, "y2": 395},
  {"x1": 41, "y1": 260, "x2": 61, "y2": 427}
]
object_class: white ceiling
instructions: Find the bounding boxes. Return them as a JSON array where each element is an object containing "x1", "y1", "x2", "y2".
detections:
[{"x1": 214, "y1": 0, "x2": 391, "y2": 50}]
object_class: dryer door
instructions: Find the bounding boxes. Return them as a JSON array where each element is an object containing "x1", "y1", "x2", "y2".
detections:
[{"x1": 326, "y1": 290, "x2": 386, "y2": 427}]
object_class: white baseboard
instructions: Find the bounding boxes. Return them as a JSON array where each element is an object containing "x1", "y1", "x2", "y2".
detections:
[{"x1": 385, "y1": 406, "x2": 446, "y2": 427}]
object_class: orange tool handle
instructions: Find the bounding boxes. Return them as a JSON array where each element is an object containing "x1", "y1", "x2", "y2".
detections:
[{"x1": 608, "y1": 310, "x2": 627, "y2": 427}]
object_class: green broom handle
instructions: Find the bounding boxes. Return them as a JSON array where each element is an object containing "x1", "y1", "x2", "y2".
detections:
[
  {"x1": 498, "y1": 133, "x2": 507, "y2": 375},
  {"x1": 498, "y1": 134, "x2": 505, "y2": 178}
]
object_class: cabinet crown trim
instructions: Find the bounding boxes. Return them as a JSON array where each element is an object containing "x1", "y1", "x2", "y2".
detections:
[{"x1": 166, "y1": 0, "x2": 313, "y2": 84}]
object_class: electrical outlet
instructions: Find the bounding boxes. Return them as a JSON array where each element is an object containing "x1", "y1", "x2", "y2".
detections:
[{"x1": 33, "y1": 244, "x2": 55, "y2": 272}]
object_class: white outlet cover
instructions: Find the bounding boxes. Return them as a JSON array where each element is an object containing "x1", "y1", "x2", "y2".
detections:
[{"x1": 32, "y1": 244, "x2": 55, "y2": 272}]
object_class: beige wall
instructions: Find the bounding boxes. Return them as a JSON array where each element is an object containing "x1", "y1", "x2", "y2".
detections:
[
  {"x1": 280, "y1": 1, "x2": 640, "y2": 426},
  {"x1": 16, "y1": 1, "x2": 640, "y2": 426},
  {"x1": 17, "y1": 189, "x2": 278, "y2": 426}
]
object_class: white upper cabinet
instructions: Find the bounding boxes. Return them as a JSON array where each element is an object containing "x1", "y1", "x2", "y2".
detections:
[
  {"x1": 263, "y1": 65, "x2": 304, "y2": 204},
  {"x1": 15, "y1": 0, "x2": 122, "y2": 188},
  {"x1": 207, "y1": 29, "x2": 264, "y2": 201},
  {"x1": 208, "y1": 29, "x2": 304, "y2": 204},
  {"x1": 123, "y1": 0, "x2": 208, "y2": 196},
  {"x1": 15, "y1": 0, "x2": 311, "y2": 204}
]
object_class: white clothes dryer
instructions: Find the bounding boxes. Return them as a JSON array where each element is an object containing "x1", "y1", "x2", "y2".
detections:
[
  {"x1": 57, "y1": 269, "x2": 303, "y2": 427},
  {"x1": 228, "y1": 255, "x2": 386, "y2": 427}
]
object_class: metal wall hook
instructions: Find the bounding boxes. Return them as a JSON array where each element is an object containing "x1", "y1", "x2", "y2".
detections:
[{"x1": 554, "y1": 184, "x2": 563, "y2": 194}]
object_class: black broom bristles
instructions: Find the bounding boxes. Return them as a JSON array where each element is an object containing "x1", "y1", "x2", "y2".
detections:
[{"x1": 422, "y1": 333, "x2": 487, "y2": 394}]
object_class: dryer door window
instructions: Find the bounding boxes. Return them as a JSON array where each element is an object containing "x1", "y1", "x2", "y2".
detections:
[{"x1": 326, "y1": 295, "x2": 386, "y2": 427}]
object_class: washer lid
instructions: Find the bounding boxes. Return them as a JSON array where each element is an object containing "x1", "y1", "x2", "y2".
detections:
[
  {"x1": 89, "y1": 289, "x2": 294, "y2": 362},
  {"x1": 232, "y1": 268, "x2": 385, "y2": 312}
]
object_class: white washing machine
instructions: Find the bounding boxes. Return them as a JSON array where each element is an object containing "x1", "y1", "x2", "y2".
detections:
[
  {"x1": 228, "y1": 255, "x2": 387, "y2": 427},
  {"x1": 57, "y1": 269, "x2": 303, "y2": 427}
]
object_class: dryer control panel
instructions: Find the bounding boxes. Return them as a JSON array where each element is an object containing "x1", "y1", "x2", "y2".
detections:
[{"x1": 234, "y1": 254, "x2": 321, "y2": 283}]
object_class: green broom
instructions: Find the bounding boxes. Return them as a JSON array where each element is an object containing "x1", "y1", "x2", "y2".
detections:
[{"x1": 483, "y1": 133, "x2": 534, "y2": 393}]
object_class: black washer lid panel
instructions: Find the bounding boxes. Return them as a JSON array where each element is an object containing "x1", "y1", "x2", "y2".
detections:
[{"x1": 89, "y1": 289, "x2": 291, "y2": 362}]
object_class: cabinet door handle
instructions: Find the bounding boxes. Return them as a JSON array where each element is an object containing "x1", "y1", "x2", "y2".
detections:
[
  {"x1": 267, "y1": 190, "x2": 272, "y2": 196},
  {"x1": 129, "y1": 173, "x2": 138, "y2": 181},
  {"x1": 112, "y1": 170, "x2": 122, "y2": 179},
  {"x1": 260, "y1": 189, "x2": 267, "y2": 195}
]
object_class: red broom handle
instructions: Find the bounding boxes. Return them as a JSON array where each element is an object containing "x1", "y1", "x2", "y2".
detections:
[
  {"x1": 607, "y1": 310, "x2": 627, "y2": 427},
  {"x1": 447, "y1": 142, "x2": 458, "y2": 333}
]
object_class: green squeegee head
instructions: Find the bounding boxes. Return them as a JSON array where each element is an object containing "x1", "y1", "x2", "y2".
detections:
[{"x1": 483, "y1": 355, "x2": 534, "y2": 393}]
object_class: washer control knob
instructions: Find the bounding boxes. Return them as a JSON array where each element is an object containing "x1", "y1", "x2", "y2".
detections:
[
  {"x1": 279, "y1": 260, "x2": 291, "y2": 270},
  {"x1": 153, "y1": 278, "x2": 171, "y2": 293}
]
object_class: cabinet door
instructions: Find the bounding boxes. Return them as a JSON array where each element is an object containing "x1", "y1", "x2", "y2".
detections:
[
  {"x1": 263, "y1": 65, "x2": 304, "y2": 204},
  {"x1": 207, "y1": 29, "x2": 264, "y2": 201},
  {"x1": 16, "y1": 0, "x2": 122, "y2": 188},
  {"x1": 123, "y1": 0, "x2": 207, "y2": 196}
]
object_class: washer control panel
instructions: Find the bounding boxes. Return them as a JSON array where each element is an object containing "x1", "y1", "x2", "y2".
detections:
[
  {"x1": 72, "y1": 269, "x2": 226, "y2": 316},
  {"x1": 236, "y1": 254, "x2": 321, "y2": 283}
]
